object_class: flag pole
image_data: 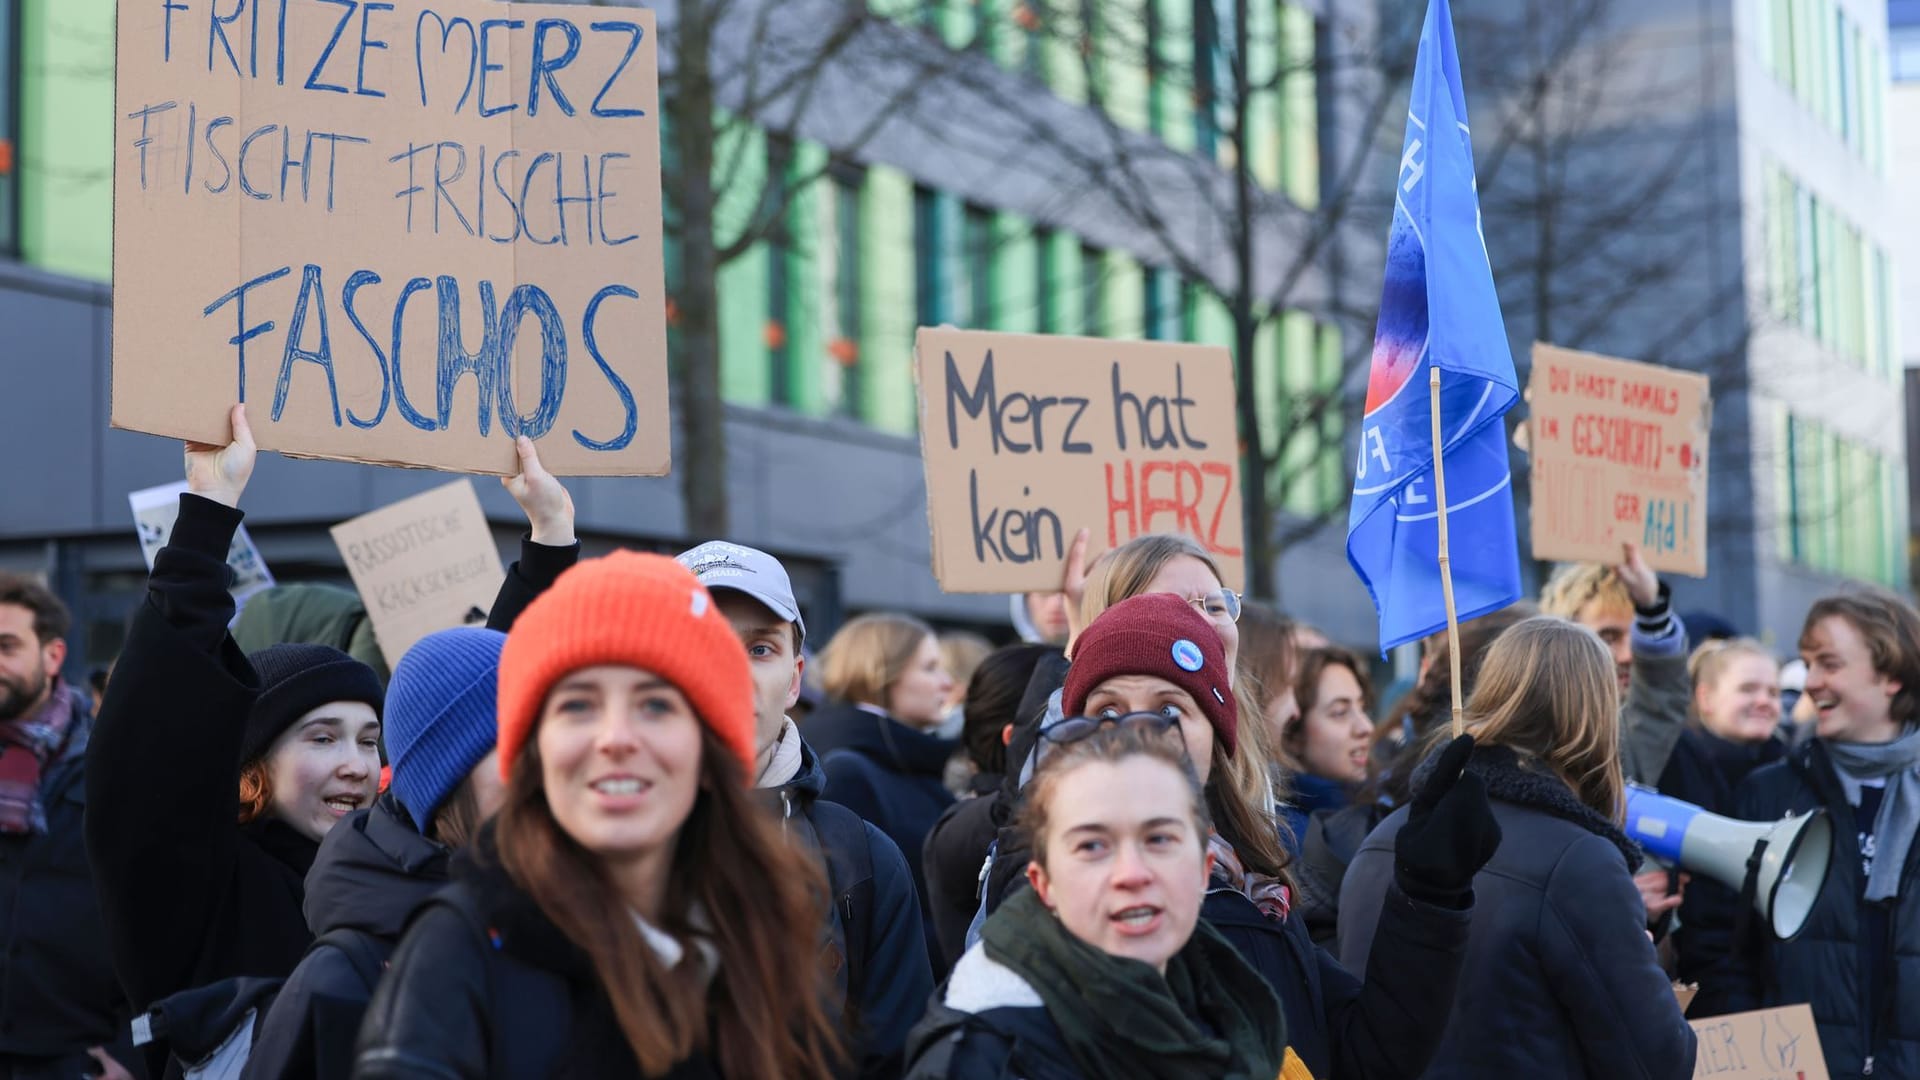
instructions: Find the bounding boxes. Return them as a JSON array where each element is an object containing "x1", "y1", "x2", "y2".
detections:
[{"x1": 1430, "y1": 367, "x2": 1466, "y2": 738}]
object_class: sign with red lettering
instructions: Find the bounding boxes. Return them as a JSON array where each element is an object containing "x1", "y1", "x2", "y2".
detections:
[
  {"x1": 111, "y1": 0, "x2": 668, "y2": 475},
  {"x1": 1527, "y1": 343, "x2": 1710, "y2": 576},
  {"x1": 1687, "y1": 1004, "x2": 1828, "y2": 1079},
  {"x1": 913, "y1": 328, "x2": 1246, "y2": 593}
]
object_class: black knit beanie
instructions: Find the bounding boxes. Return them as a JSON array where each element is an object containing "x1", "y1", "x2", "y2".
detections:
[{"x1": 243, "y1": 644, "x2": 385, "y2": 765}]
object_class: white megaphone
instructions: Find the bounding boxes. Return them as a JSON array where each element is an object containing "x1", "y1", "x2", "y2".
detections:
[{"x1": 1624, "y1": 785, "x2": 1834, "y2": 940}]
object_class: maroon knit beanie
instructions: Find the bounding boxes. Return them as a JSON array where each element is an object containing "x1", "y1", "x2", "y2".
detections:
[{"x1": 1063, "y1": 592, "x2": 1238, "y2": 757}]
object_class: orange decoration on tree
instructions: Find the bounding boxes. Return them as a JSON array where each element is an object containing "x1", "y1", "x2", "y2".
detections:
[
  {"x1": 828, "y1": 337, "x2": 860, "y2": 366},
  {"x1": 764, "y1": 321, "x2": 789, "y2": 350}
]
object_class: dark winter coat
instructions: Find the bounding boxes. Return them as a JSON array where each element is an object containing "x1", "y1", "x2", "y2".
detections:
[
  {"x1": 86, "y1": 496, "x2": 319, "y2": 1037},
  {"x1": 1202, "y1": 874, "x2": 1468, "y2": 1080},
  {"x1": 805, "y1": 703, "x2": 956, "y2": 966},
  {"x1": 1654, "y1": 727, "x2": 1785, "y2": 994},
  {"x1": 0, "y1": 685, "x2": 143, "y2": 1077},
  {"x1": 922, "y1": 786, "x2": 1000, "y2": 975},
  {"x1": 1696, "y1": 740, "x2": 1920, "y2": 1077},
  {"x1": 768, "y1": 736, "x2": 934, "y2": 1079},
  {"x1": 483, "y1": 536, "x2": 582, "y2": 634},
  {"x1": 1294, "y1": 802, "x2": 1385, "y2": 949},
  {"x1": 242, "y1": 796, "x2": 447, "y2": 1080},
  {"x1": 1280, "y1": 773, "x2": 1353, "y2": 855},
  {"x1": 354, "y1": 828, "x2": 721, "y2": 1080},
  {"x1": 1339, "y1": 744, "x2": 1696, "y2": 1079}
]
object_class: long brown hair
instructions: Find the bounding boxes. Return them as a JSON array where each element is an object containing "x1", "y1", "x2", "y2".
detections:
[
  {"x1": 495, "y1": 725, "x2": 842, "y2": 1077},
  {"x1": 1465, "y1": 616, "x2": 1623, "y2": 820},
  {"x1": 427, "y1": 775, "x2": 485, "y2": 849}
]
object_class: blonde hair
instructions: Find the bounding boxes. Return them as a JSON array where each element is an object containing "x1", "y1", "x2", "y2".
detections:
[
  {"x1": 819, "y1": 614, "x2": 935, "y2": 708},
  {"x1": 1687, "y1": 637, "x2": 1775, "y2": 724},
  {"x1": 1538, "y1": 563, "x2": 1632, "y2": 621},
  {"x1": 938, "y1": 632, "x2": 994, "y2": 697},
  {"x1": 1075, "y1": 534, "x2": 1290, "y2": 882},
  {"x1": 1465, "y1": 616, "x2": 1623, "y2": 820}
]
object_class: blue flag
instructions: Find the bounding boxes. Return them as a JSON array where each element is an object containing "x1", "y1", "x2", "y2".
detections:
[{"x1": 1346, "y1": 0, "x2": 1522, "y2": 654}]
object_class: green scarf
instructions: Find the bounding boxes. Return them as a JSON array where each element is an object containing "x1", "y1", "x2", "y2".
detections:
[{"x1": 981, "y1": 887, "x2": 1287, "y2": 1080}]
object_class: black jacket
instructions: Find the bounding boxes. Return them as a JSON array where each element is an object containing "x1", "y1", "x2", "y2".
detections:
[
  {"x1": 1698, "y1": 740, "x2": 1920, "y2": 1077},
  {"x1": 767, "y1": 736, "x2": 934, "y2": 1079},
  {"x1": 921, "y1": 784, "x2": 999, "y2": 975},
  {"x1": 1202, "y1": 875, "x2": 1467, "y2": 1080},
  {"x1": 1654, "y1": 727, "x2": 1786, "y2": 995},
  {"x1": 354, "y1": 829, "x2": 721, "y2": 1080},
  {"x1": 805, "y1": 703, "x2": 956, "y2": 967},
  {"x1": 1293, "y1": 802, "x2": 1385, "y2": 950},
  {"x1": 0, "y1": 686, "x2": 142, "y2": 1075},
  {"x1": 1339, "y1": 745, "x2": 1695, "y2": 1079},
  {"x1": 86, "y1": 496, "x2": 318, "y2": 1021},
  {"x1": 243, "y1": 795, "x2": 448, "y2": 1080}
]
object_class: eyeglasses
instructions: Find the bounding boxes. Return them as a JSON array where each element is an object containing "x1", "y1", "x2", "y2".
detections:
[
  {"x1": 1185, "y1": 588, "x2": 1242, "y2": 624},
  {"x1": 1039, "y1": 711, "x2": 1187, "y2": 753}
]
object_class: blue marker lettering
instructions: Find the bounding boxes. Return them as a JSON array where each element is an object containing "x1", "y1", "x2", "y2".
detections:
[
  {"x1": 203, "y1": 266, "x2": 293, "y2": 403},
  {"x1": 273, "y1": 264, "x2": 344, "y2": 426},
  {"x1": 588, "y1": 22, "x2": 646, "y2": 118},
  {"x1": 305, "y1": 0, "x2": 358, "y2": 94},
  {"x1": 518, "y1": 152, "x2": 560, "y2": 245},
  {"x1": 488, "y1": 149, "x2": 523, "y2": 242},
  {"x1": 126, "y1": 101, "x2": 179, "y2": 191},
  {"x1": 526, "y1": 19, "x2": 581, "y2": 117},
  {"x1": 388, "y1": 276, "x2": 439, "y2": 430},
  {"x1": 355, "y1": 2, "x2": 394, "y2": 96},
  {"x1": 553, "y1": 154, "x2": 594, "y2": 246},
  {"x1": 432, "y1": 141, "x2": 475, "y2": 236},
  {"x1": 476, "y1": 18, "x2": 525, "y2": 117},
  {"x1": 494, "y1": 285, "x2": 567, "y2": 439},
  {"x1": 203, "y1": 116, "x2": 236, "y2": 193},
  {"x1": 414, "y1": 10, "x2": 477, "y2": 113},
  {"x1": 238, "y1": 123, "x2": 279, "y2": 200},
  {"x1": 596, "y1": 152, "x2": 638, "y2": 245},
  {"x1": 575, "y1": 285, "x2": 639, "y2": 451},
  {"x1": 342, "y1": 270, "x2": 392, "y2": 429},
  {"x1": 209, "y1": 0, "x2": 245, "y2": 75},
  {"x1": 434, "y1": 276, "x2": 501, "y2": 435},
  {"x1": 280, "y1": 127, "x2": 313, "y2": 202},
  {"x1": 389, "y1": 142, "x2": 432, "y2": 230}
]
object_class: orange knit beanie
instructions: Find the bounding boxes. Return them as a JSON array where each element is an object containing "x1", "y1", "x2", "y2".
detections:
[{"x1": 496, "y1": 551, "x2": 756, "y2": 782}]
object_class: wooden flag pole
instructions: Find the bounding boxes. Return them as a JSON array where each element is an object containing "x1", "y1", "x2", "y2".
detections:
[{"x1": 1429, "y1": 368, "x2": 1466, "y2": 738}]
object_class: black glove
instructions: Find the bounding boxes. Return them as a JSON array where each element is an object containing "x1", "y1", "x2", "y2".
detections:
[{"x1": 1394, "y1": 734, "x2": 1502, "y2": 908}]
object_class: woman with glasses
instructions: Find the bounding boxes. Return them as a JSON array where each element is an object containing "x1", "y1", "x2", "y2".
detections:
[
  {"x1": 905, "y1": 723, "x2": 1293, "y2": 1080},
  {"x1": 1025, "y1": 594, "x2": 1497, "y2": 1080}
]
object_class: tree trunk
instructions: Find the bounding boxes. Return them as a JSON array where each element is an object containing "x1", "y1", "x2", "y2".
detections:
[
  {"x1": 672, "y1": 0, "x2": 730, "y2": 540},
  {"x1": 1229, "y1": 0, "x2": 1275, "y2": 600}
]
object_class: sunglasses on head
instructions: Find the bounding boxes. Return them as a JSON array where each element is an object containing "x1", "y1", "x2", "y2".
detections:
[{"x1": 1038, "y1": 710, "x2": 1188, "y2": 757}]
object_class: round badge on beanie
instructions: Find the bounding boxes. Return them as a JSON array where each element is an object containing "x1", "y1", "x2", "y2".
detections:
[
  {"x1": 1062, "y1": 593, "x2": 1238, "y2": 757},
  {"x1": 385, "y1": 627, "x2": 506, "y2": 829},
  {"x1": 244, "y1": 643, "x2": 385, "y2": 766},
  {"x1": 496, "y1": 551, "x2": 757, "y2": 784}
]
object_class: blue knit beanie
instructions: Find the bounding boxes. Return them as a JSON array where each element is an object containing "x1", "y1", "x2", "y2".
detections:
[{"x1": 385, "y1": 627, "x2": 506, "y2": 830}]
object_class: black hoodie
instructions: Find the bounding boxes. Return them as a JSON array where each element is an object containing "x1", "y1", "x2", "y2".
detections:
[{"x1": 241, "y1": 796, "x2": 448, "y2": 1080}]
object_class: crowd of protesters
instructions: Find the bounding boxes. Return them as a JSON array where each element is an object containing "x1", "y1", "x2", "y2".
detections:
[{"x1": 0, "y1": 403, "x2": 1915, "y2": 1078}]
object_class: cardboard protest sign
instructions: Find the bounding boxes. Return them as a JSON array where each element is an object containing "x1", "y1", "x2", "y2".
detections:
[
  {"x1": 1526, "y1": 344, "x2": 1711, "y2": 575},
  {"x1": 330, "y1": 479, "x2": 505, "y2": 666},
  {"x1": 113, "y1": 0, "x2": 668, "y2": 476},
  {"x1": 1688, "y1": 1004, "x2": 1828, "y2": 1079},
  {"x1": 129, "y1": 481, "x2": 277, "y2": 612},
  {"x1": 914, "y1": 328, "x2": 1245, "y2": 593}
]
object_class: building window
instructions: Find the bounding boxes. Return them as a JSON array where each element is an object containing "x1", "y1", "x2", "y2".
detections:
[
  {"x1": 831, "y1": 165, "x2": 865, "y2": 419},
  {"x1": 964, "y1": 204, "x2": 996, "y2": 327},
  {"x1": 2, "y1": 2, "x2": 18, "y2": 258}
]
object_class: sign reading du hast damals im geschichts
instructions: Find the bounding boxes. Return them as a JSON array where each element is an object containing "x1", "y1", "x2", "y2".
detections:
[{"x1": 113, "y1": 0, "x2": 669, "y2": 476}]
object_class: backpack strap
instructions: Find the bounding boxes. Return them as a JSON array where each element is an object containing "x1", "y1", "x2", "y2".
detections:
[{"x1": 805, "y1": 801, "x2": 876, "y2": 1015}]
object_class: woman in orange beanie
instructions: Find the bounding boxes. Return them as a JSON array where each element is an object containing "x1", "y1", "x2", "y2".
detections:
[{"x1": 356, "y1": 552, "x2": 843, "y2": 1079}]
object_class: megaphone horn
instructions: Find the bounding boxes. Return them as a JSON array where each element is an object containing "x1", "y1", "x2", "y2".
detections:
[{"x1": 1624, "y1": 785, "x2": 1834, "y2": 940}]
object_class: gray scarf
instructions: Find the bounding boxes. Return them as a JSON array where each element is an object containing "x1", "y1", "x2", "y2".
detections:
[{"x1": 1827, "y1": 726, "x2": 1920, "y2": 902}]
